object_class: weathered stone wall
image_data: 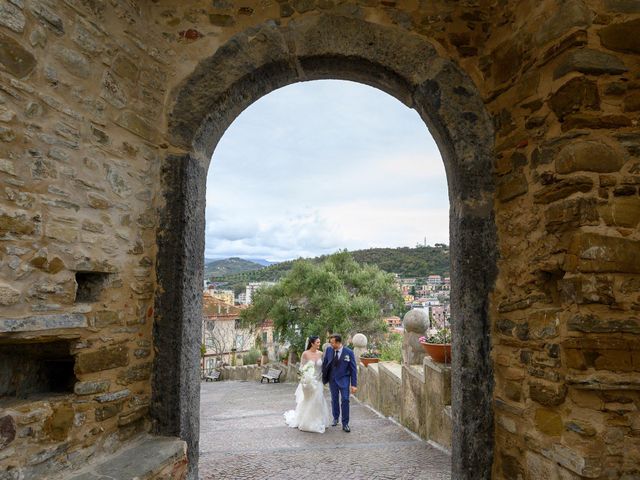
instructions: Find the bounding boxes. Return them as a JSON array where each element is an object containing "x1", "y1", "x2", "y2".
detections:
[
  {"x1": 484, "y1": 1, "x2": 640, "y2": 478},
  {"x1": 355, "y1": 359, "x2": 452, "y2": 449},
  {"x1": 0, "y1": 0, "x2": 172, "y2": 477},
  {"x1": 1, "y1": 0, "x2": 639, "y2": 478}
]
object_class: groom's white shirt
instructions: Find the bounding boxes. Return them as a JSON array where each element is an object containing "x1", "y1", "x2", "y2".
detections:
[{"x1": 334, "y1": 347, "x2": 342, "y2": 361}]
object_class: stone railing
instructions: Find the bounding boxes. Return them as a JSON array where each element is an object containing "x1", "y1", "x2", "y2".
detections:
[
  {"x1": 354, "y1": 326, "x2": 452, "y2": 451},
  {"x1": 356, "y1": 357, "x2": 452, "y2": 450}
]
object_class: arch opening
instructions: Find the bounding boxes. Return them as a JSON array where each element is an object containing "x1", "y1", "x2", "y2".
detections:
[{"x1": 154, "y1": 14, "x2": 497, "y2": 480}]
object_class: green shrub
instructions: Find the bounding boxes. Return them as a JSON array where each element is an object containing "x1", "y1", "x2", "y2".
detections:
[
  {"x1": 243, "y1": 348, "x2": 261, "y2": 365},
  {"x1": 379, "y1": 333, "x2": 402, "y2": 362}
]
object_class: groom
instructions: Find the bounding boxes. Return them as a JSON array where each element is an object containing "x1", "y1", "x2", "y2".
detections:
[{"x1": 322, "y1": 334, "x2": 357, "y2": 432}]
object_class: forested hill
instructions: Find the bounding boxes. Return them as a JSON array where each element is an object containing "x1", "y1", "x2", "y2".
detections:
[
  {"x1": 210, "y1": 246, "x2": 450, "y2": 287},
  {"x1": 204, "y1": 257, "x2": 265, "y2": 277}
]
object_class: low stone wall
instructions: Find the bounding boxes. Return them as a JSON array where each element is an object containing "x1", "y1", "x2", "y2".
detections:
[
  {"x1": 215, "y1": 362, "x2": 297, "y2": 382},
  {"x1": 356, "y1": 358, "x2": 452, "y2": 451}
]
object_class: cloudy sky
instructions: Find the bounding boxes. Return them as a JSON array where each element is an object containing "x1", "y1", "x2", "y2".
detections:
[{"x1": 205, "y1": 80, "x2": 449, "y2": 262}]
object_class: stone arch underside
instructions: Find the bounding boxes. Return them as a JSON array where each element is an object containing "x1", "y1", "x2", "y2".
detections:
[{"x1": 155, "y1": 14, "x2": 497, "y2": 480}]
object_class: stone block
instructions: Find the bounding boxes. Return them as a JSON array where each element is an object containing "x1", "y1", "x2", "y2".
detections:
[
  {"x1": 605, "y1": 0, "x2": 640, "y2": 12},
  {"x1": 0, "y1": 284, "x2": 20, "y2": 306},
  {"x1": 561, "y1": 113, "x2": 632, "y2": 131},
  {"x1": 54, "y1": 46, "x2": 90, "y2": 79},
  {"x1": 95, "y1": 389, "x2": 130, "y2": 403},
  {"x1": 534, "y1": 0, "x2": 591, "y2": 46},
  {"x1": 0, "y1": 415, "x2": 16, "y2": 450},
  {"x1": 538, "y1": 443, "x2": 602, "y2": 478},
  {"x1": 533, "y1": 175, "x2": 593, "y2": 204},
  {"x1": 525, "y1": 451, "x2": 560, "y2": 479},
  {"x1": 30, "y1": 1, "x2": 64, "y2": 35},
  {"x1": 74, "y1": 380, "x2": 110, "y2": 396},
  {"x1": 500, "y1": 452, "x2": 524, "y2": 479},
  {"x1": 497, "y1": 172, "x2": 528, "y2": 202},
  {"x1": 209, "y1": 13, "x2": 235, "y2": 26},
  {"x1": 598, "y1": 19, "x2": 640, "y2": 54},
  {"x1": 564, "y1": 232, "x2": 640, "y2": 273},
  {"x1": 100, "y1": 70, "x2": 127, "y2": 109},
  {"x1": 76, "y1": 345, "x2": 129, "y2": 374},
  {"x1": 87, "y1": 192, "x2": 111, "y2": 209},
  {"x1": 0, "y1": 31, "x2": 36, "y2": 79},
  {"x1": 115, "y1": 111, "x2": 159, "y2": 143},
  {"x1": 0, "y1": 1, "x2": 26, "y2": 33},
  {"x1": 117, "y1": 406, "x2": 148, "y2": 427},
  {"x1": 94, "y1": 310, "x2": 120, "y2": 328},
  {"x1": 529, "y1": 380, "x2": 568, "y2": 406},
  {"x1": 565, "y1": 419, "x2": 597, "y2": 436},
  {"x1": 549, "y1": 77, "x2": 600, "y2": 121},
  {"x1": 0, "y1": 313, "x2": 87, "y2": 332},
  {"x1": 116, "y1": 362, "x2": 152, "y2": 385},
  {"x1": 553, "y1": 49, "x2": 627, "y2": 79},
  {"x1": 555, "y1": 141, "x2": 624, "y2": 174},
  {"x1": 564, "y1": 337, "x2": 638, "y2": 372},
  {"x1": 490, "y1": 39, "x2": 523, "y2": 86},
  {"x1": 535, "y1": 408, "x2": 563, "y2": 436},
  {"x1": 95, "y1": 402, "x2": 123, "y2": 422},
  {"x1": 624, "y1": 91, "x2": 640, "y2": 112},
  {"x1": 44, "y1": 404, "x2": 73, "y2": 441},
  {"x1": 545, "y1": 197, "x2": 599, "y2": 232}
]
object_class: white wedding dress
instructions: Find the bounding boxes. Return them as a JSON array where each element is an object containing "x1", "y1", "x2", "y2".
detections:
[{"x1": 283, "y1": 358, "x2": 330, "y2": 433}]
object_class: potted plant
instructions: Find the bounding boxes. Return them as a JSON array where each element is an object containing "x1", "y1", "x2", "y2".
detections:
[
  {"x1": 419, "y1": 327, "x2": 452, "y2": 364},
  {"x1": 360, "y1": 350, "x2": 380, "y2": 367},
  {"x1": 280, "y1": 350, "x2": 289, "y2": 366}
]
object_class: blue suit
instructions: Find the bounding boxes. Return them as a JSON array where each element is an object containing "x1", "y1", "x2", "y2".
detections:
[{"x1": 322, "y1": 347, "x2": 357, "y2": 427}]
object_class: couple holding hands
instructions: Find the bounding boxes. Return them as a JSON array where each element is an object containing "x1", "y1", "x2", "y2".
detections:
[{"x1": 284, "y1": 334, "x2": 357, "y2": 433}]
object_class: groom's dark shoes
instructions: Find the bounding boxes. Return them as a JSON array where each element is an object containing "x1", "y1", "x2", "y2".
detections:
[
  {"x1": 342, "y1": 425, "x2": 350, "y2": 433},
  {"x1": 332, "y1": 419, "x2": 339, "y2": 427}
]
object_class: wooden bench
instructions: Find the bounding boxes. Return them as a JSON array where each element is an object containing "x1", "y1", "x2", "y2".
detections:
[
  {"x1": 204, "y1": 371, "x2": 221, "y2": 382},
  {"x1": 260, "y1": 368, "x2": 282, "y2": 383}
]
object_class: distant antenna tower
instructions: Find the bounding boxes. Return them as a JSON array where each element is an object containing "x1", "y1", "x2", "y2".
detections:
[{"x1": 424, "y1": 236, "x2": 426, "y2": 247}]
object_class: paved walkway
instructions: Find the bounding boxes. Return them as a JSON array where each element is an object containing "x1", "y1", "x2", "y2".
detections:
[{"x1": 199, "y1": 381, "x2": 451, "y2": 480}]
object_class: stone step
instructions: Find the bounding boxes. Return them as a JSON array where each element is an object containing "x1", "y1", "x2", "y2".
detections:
[{"x1": 66, "y1": 435, "x2": 186, "y2": 480}]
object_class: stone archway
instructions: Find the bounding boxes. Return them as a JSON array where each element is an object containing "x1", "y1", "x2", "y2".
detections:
[{"x1": 153, "y1": 14, "x2": 497, "y2": 480}]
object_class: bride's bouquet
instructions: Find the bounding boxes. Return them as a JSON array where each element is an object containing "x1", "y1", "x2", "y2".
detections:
[{"x1": 298, "y1": 361, "x2": 317, "y2": 397}]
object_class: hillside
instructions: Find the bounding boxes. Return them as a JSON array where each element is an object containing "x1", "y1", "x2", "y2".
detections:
[
  {"x1": 204, "y1": 257, "x2": 266, "y2": 277},
  {"x1": 209, "y1": 245, "x2": 450, "y2": 290}
]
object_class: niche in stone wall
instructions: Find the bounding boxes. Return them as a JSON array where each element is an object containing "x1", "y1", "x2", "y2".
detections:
[
  {"x1": 74, "y1": 271, "x2": 111, "y2": 303},
  {"x1": 0, "y1": 340, "x2": 76, "y2": 401}
]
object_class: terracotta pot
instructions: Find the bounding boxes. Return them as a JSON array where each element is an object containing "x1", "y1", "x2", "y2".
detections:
[
  {"x1": 360, "y1": 357, "x2": 380, "y2": 367},
  {"x1": 420, "y1": 342, "x2": 451, "y2": 364}
]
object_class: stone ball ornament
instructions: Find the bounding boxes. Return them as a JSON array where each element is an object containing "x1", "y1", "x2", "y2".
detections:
[
  {"x1": 403, "y1": 308, "x2": 429, "y2": 333},
  {"x1": 352, "y1": 333, "x2": 368, "y2": 348}
]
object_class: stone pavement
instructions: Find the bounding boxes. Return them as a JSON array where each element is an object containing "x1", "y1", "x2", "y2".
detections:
[{"x1": 199, "y1": 381, "x2": 451, "y2": 480}]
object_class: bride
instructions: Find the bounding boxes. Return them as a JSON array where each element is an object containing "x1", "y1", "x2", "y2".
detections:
[{"x1": 283, "y1": 336, "x2": 330, "y2": 433}]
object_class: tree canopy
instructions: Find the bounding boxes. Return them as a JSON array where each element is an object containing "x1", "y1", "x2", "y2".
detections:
[{"x1": 240, "y1": 251, "x2": 402, "y2": 354}]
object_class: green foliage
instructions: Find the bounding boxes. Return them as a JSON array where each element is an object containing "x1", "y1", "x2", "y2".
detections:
[
  {"x1": 379, "y1": 333, "x2": 403, "y2": 362},
  {"x1": 212, "y1": 245, "x2": 450, "y2": 291},
  {"x1": 205, "y1": 257, "x2": 264, "y2": 278},
  {"x1": 242, "y1": 348, "x2": 261, "y2": 365},
  {"x1": 200, "y1": 343, "x2": 206, "y2": 358},
  {"x1": 241, "y1": 252, "x2": 403, "y2": 355}
]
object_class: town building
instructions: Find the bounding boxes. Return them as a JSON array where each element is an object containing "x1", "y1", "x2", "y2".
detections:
[
  {"x1": 244, "y1": 281, "x2": 276, "y2": 304},
  {"x1": 204, "y1": 287, "x2": 234, "y2": 306}
]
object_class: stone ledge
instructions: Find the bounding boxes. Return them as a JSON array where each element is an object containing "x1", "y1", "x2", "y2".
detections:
[
  {"x1": 567, "y1": 372, "x2": 640, "y2": 390},
  {"x1": 65, "y1": 435, "x2": 187, "y2": 480},
  {"x1": 0, "y1": 313, "x2": 87, "y2": 333}
]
